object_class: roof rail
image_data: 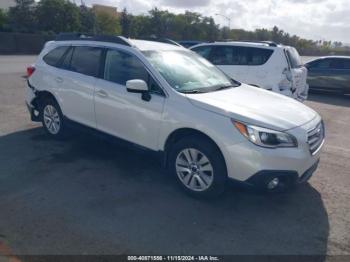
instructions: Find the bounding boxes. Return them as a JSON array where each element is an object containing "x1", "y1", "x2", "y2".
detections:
[
  {"x1": 55, "y1": 33, "x2": 133, "y2": 47},
  {"x1": 139, "y1": 36, "x2": 182, "y2": 47},
  {"x1": 235, "y1": 40, "x2": 278, "y2": 47}
]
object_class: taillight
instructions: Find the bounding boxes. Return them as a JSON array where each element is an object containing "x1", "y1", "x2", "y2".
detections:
[{"x1": 27, "y1": 66, "x2": 35, "y2": 77}]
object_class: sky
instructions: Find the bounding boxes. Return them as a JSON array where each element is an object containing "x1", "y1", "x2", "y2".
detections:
[{"x1": 81, "y1": 0, "x2": 349, "y2": 43}]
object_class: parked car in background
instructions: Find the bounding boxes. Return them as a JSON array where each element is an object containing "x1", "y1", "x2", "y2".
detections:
[
  {"x1": 26, "y1": 34, "x2": 324, "y2": 197},
  {"x1": 190, "y1": 41, "x2": 309, "y2": 101},
  {"x1": 178, "y1": 40, "x2": 205, "y2": 48},
  {"x1": 305, "y1": 56, "x2": 350, "y2": 94}
]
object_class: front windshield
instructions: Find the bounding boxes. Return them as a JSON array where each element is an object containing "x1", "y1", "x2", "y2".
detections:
[{"x1": 142, "y1": 50, "x2": 240, "y2": 93}]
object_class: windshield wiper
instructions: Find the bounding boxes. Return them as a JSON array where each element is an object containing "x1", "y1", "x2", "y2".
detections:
[
  {"x1": 213, "y1": 85, "x2": 234, "y2": 91},
  {"x1": 180, "y1": 89, "x2": 205, "y2": 94}
]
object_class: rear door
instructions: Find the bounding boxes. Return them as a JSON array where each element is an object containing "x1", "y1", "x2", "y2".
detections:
[
  {"x1": 56, "y1": 45, "x2": 103, "y2": 127},
  {"x1": 341, "y1": 59, "x2": 350, "y2": 92},
  {"x1": 307, "y1": 58, "x2": 332, "y2": 89},
  {"x1": 328, "y1": 58, "x2": 350, "y2": 92}
]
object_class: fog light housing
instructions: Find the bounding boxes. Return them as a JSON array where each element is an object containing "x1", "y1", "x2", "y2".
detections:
[{"x1": 267, "y1": 177, "x2": 280, "y2": 190}]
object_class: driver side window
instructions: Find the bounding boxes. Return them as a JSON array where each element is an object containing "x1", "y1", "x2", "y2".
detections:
[{"x1": 104, "y1": 49, "x2": 164, "y2": 96}]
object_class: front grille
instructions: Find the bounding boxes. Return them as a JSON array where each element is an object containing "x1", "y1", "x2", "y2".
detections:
[{"x1": 307, "y1": 121, "x2": 325, "y2": 155}]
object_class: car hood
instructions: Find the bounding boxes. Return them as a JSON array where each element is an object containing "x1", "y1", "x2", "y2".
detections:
[{"x1": 186, "y1": 84, "x2": 318, "y2": 131}]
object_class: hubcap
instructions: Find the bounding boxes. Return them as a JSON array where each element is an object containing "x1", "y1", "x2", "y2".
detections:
[
  {"x1": 43, "y1": 105, "x2": 60, "y2": 135},
  {"x1": 175, "y1": 148, "x2": 214, "y2": 192}
]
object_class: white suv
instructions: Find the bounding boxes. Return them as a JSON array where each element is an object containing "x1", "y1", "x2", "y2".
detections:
[
  {"x1": 26, "y1": 34, "x2": 324, "y2": 197},
  {"x1": 190, "y1": 41, "x2": 309, "y2": 101}
]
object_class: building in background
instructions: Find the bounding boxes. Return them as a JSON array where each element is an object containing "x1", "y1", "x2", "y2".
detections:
[
  {"x1": 92, "y1": 4, "x2": 119, "y2": 17},
  {"x1": 0, "y1": 0, "x2": 15, "y2": 9}
]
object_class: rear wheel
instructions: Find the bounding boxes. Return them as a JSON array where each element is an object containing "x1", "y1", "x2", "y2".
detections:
[
  {"x1": 41, "y1": 98, "x2": 67, "y2": 138},
  {"x1": 168, "y1": 136, "x2": 227, "y2": 198}
]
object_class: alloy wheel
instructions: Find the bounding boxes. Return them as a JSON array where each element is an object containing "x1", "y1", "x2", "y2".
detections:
[
  {"x1": 43, "y1": 105, "x2": 61, "y2": 135},
  {"x1": 175, "y1": 148, "x2": 214, "y2": 192}
]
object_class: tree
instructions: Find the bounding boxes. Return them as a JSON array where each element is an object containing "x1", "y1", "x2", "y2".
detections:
[
  {"x1": 95, "y1": 10, "x2": 120, "y2": 35},
  {"x1": 120, "y1": 8, "x2": 131, "y2": 37},
  {"x1": 7, "y1": 0, "x2": 36, "y2": 32},
  {"x1": 0, "y1": 9, "x2": 7, "y2": 30},
  {"x1": 36, "y1": 0, "x2": 81, "y2": 33},
  {"x1": 79, "y1": 5, "x2": 96, "y2": 34}
]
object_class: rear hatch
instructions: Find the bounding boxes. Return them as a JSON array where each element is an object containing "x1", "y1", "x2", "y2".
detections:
[{"x1": 285, "y1": 47, "x2": 309, "y2": 101}]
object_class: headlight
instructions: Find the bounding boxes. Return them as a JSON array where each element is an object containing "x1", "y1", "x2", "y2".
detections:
[{"x1": 232, "y1": 120, "x2": 298, "y2": 148}]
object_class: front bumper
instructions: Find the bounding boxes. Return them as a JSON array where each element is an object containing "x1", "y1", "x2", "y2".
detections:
[
  {"x1": 244, "y1": 159, "x2": 319, "y2": 189},
  {"x1": 26, "y1": 102, "x2": 40, "y2": 122},
  {"x1": 222, "y1": 116, "x2": 323, "y2": 187},
  {"x1": 25, "y1": 80, "x2": 41, "y2": 122}
]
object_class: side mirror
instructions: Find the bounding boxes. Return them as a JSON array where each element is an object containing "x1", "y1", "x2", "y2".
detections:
[
  {"x1": 126, "y1": 79, "x2": 151, "y2": 101},
  {"x1": 126, "y1": 79, "x2": 148, "y2": 93}
]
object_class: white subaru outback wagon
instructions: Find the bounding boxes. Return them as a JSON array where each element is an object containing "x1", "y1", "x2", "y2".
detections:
[{"x1": 26, "y1": 34, "x2": 324, "y2": 197}]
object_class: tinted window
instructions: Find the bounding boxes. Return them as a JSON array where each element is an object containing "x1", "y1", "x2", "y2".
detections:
[
  {"x1": 286, "y1": 48, "x2": 302, "y2": 68},
  {"x1": 70, "y1": 46, "x2": 102, "y2": 77},
  {"x1": 209, "y1": 46, "x2": 273, "y2": 66},
  {"x1": 192, "y1": 46, "x2": 212, "y2": 59},
  {"x1": 311, "y1": 59, "x2": 331, "y2": 69},
  {"x1": 243, "y1": 47, "x2": 274, "y2": 65},
  {"x1": 43, "y1": 46, "x2": 69, "y2": 67},
  {"x1": 104, "y1": 49, "x2": 148, "y2": 85},
  {"x1": 342, "y1": 59, "x2": 350, "y2": 69},
  {"x1": 60, "y1": 47, "x2": 73, "y2": 70},
  {"x1": 104, "y1": 49, "x2": 164, "y2": 95},
  {"x1": 330, "y1": 59, "x2": 344, "y2": 69},
  {"x1": 210, "y1": 46, "x2": 233, "y2": 65}
]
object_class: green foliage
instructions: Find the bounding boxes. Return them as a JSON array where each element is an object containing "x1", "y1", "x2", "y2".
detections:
[
  {"x1": 7, "y1": 0, "x2": 36, "y2": 32},
  {"x1": 0, "y1": 9, "x2": 7, "y2": 30},
  {"x1": 95, "y1": 10, "x2": 120, "y2": 35},
  {"x1": 36, "y1": 0, "x2": 80, "y2": 33},
  {"x1": 1, "y1": 0, "x2": 349, "y2": 56},
  {"x1": 120, "y1": 8, "x2": 131, "y2": 37},
  {"x1": 79, "y1": 5, "x2": 96, "y2": 34}
]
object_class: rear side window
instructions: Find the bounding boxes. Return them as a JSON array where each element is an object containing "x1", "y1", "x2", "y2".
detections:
[
  {"x1": 43, "y1": 46, "x2": 69, "y2": 67},
  {"x1": 208, "y1": 46, "x2": 273, "y2": 66},
  {"x1": 70, "y1": 46, "x2": 103, "y2": 77},
  {"x1": 210, "y1": 46, "x2": 233, "y2": 65},
  {"x1": 60, "y1": 47, "x2": 74, "y2": 70},
  {"x1": 242, "y1": 47, "x2": 274, "y2": 65}
]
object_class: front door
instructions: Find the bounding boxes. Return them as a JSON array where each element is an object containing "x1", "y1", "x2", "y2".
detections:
[{"x1": 94, "y1": 49, "x2": 165, "y2": 150}]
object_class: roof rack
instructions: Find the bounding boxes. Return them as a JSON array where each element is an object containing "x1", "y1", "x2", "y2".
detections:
[
  {"x1": 235, "y1": 40, "x2": 278, "y2": 47},
  {"x1": 55, "y1": 33, "x2": 133, "y2": 47},
  {"x1": 139, "y1": 36, "x2": 182, "y2": 47}
]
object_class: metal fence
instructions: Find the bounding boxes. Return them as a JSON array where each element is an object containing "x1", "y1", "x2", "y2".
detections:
[{"x1": 0, "y1": 32, "x2": 54, "y2": 54}]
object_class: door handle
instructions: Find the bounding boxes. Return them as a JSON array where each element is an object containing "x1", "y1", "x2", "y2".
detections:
[
  {"x1": 55, "y1": 77, "x2": 63, "y2": 83},
  {"x1": 96, "y1": 90, "x2": 108, "y2": 98}
]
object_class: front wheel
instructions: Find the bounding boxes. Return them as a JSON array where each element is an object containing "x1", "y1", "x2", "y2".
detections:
[{"x1": 168, "y1": 136, "x2": 228, "y2": 198}]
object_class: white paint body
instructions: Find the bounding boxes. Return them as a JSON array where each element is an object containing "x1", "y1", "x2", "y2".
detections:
[
  {"x1": 26, "y1": 39, "x2": 323, "y2": 182},
  {"x1": 190, "y1": 42, "x2": 309, "y2": 101}
]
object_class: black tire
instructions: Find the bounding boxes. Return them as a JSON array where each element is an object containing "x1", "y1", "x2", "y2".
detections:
[
  {"x1": 40, "y1": 97, "x2": 67, "y2": 139},
  {"x1": 168, "y1": 135, "x2": 228, "y2": 198}
]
